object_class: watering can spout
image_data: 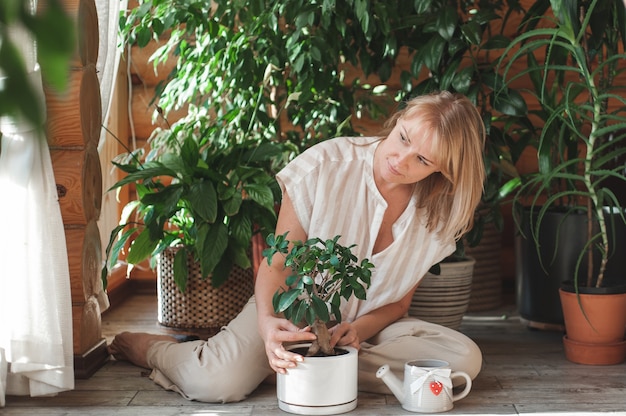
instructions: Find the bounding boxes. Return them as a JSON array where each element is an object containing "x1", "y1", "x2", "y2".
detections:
[{"x1": 376, "y1": 364, "x2": 405, "y2": 404}]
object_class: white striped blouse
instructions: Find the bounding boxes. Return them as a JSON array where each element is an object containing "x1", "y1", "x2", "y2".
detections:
[{"x1": 276, "y1": 136, "x2": 456, "y2": 322}]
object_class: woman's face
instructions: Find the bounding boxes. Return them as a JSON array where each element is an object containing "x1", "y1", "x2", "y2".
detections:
[{"x1": 375, "y1": 115, "x2": 441, "y2": 186}]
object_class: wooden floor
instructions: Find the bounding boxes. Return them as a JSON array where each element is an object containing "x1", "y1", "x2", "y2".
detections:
[{"x1": 3, "y1": 293, "x2": 626, "y2": 415}]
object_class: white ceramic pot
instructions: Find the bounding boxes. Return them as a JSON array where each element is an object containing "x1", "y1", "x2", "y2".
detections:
[{"x1": 277, "y1": 344, "x2": 358, "y2": 415}]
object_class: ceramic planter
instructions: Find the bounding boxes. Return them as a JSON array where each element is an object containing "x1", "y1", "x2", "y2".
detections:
[
  {"x1": 559, "y1": 285, "x2": 626, "y2": 365},
  {"x1": 276, "y1": 344, "x2": 358, "y2": 415},
  {"x1": 409, "y1": 257, "x2": 475, "y2": 329}
]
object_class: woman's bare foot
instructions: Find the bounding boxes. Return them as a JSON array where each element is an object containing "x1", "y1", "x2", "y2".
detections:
[{"x1": 108, "y1": 332, "x2": 178, "y2": 368}]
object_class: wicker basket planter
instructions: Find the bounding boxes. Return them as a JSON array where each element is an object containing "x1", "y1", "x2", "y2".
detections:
[
  {"x1": 157, "y1": 247, "x2": 254, "y2": 329},
  {"x1": 409, "y1": 257, "x2": 475, "y2": 330}
]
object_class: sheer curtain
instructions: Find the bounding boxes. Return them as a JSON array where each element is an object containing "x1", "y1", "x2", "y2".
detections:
[
  {"x1": 0, "y1": 1, "x2": 74, "y2": 405},
  {"x1": 0, "y1": 0, "x2": 126, "y2": 406}
]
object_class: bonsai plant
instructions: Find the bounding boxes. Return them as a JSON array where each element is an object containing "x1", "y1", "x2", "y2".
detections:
[
  {"x1": 498, "y1": 0, "x2": 626, "y2": 363},
  {"x1": 263, "y1": 232, "x2": 373, "y2": 415},
  {"x1": 263, "y1": 232, "x2": 373, "y2": 356}
]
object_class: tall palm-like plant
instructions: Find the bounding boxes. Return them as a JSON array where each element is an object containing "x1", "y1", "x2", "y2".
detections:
[{"x1": 498, "y1": 0, "x2": 626, "y2": 288}]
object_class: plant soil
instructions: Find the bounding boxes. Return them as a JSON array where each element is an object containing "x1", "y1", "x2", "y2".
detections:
[{"x1": 290, "y1": 346, "x2": 350, "y2": 358}]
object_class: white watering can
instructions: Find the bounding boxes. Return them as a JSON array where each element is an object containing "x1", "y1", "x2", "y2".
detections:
[{"x1": 376, "y1": 359, "x2": 472, "y2": 413}]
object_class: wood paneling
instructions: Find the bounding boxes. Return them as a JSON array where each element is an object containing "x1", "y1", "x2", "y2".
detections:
[{"x1": 42, "y1": 0, "x2": 108, "y2": 376}]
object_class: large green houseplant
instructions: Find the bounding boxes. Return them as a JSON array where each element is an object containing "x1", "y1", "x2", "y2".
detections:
[
  {"x1": 110, "y1": 0, "x2": 435, "y2": 289},
  {"x1": 111, "y1": 1, "x2": 535, "y2": 322},
  {"x1": 498, "y1": 0, "x2": 626, "y2": 363},
  {"x1": 263, "y1": 232, "x2": 373, "y2": 415},
  {"x1": 102, "y1": 107, "x2": 286, "y2": 292}
]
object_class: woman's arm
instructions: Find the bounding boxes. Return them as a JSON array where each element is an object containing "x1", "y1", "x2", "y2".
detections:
[{"x1": 255, "y1": 190, "x2": 317, "y2": 373}]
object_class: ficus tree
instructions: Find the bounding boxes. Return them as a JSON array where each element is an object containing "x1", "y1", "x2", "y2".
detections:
[{"x1": 263, "y1": 232, "x2": 374, "y2": 356}]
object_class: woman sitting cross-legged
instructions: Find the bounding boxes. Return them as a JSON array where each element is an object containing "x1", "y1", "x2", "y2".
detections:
[{"x1": 108, "y1": 90, "x2": 486, "y2": 403}]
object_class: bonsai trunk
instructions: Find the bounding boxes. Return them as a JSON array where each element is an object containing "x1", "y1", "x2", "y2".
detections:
[{"x1": 306, "y1": 318, "x2": 335, "y2": 356}]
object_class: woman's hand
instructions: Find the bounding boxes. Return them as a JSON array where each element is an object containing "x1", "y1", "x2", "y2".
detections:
[
  {"x1": 258, "y1": 314, "x2": 317, "y2": 374},
  {"x1": 329, "y1": 321, "x2": 361, "y2": 350}
]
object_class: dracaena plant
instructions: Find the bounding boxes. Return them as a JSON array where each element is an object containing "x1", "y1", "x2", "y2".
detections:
[
  {"x1": 263, "y1": 232, "x2": 374, "y2": 356},
  {"x1": 101, "y1": 107, "x2": 288, "y2": 292},
  {"x1": 497, "y1": 0, "x2": 626, "y2": 288}
]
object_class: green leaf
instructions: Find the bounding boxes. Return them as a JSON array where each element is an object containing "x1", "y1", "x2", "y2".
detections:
[
  {"x1": 422, "y1": 35, "x2": 445, "y2": 71},
  {"x1": 198, "y1": 222, "x2": 228, "y2": 277},
  {"x1": 136, "y1": 26, "x2": 153, "y2": 47},
  {"x1": 352, "y1": 280, "x2": 367, "y2": 300},
  {"x1": 126, "y1": 228, "x2": 160, "y2": 264},
  {"x1": 0, "y1": 40, "x2": 43, "y2": 127},
  {"x1": 107, "y1": 227, "x2": 136, "y2": 271},
  {"x1": 312, "y1": 295, "x2": 330, "y2": 322},
  {"x1": 188, "y1": 180, "x2": 217, "y2": 222},
  {"x1": 460, "y1": 20, "x2": 482, "y2": 46},
  {"x1": 173, "y1": 248, "x2": 189, "y2": 292},
  {"x1": 492, "y1": 89, "x2": 527, "y2": 117},
  {"x1": 229, "y1": 212, "x2": 252, "y2": 247},
  {"x1": 437, "y1": 6, "x2": 457, "y2": 41},
  {"x1": 292, "y1": 300, "x2": 307, "y2": 325},
  {"x1": 142, "y1": 185, "x2": 184, "y2": 212},
  {"x1": 285, "y1": 274, "x2": 299, "y2": 286},
  {"x1": 276, "y1": 289, "x2": 302, "y2": 313},
  {"x1": 27, "y1": 0, "x2": 75, "y2": 92},
  {"x1": 110, "y1": 164, "x2": 178, "y2": 189},
  {"x1": 305, "y1": 306, "x2": 316, "y2": 326},
  {"x1": 222, "y1": 191, "x2": 243, "y2": 216}
]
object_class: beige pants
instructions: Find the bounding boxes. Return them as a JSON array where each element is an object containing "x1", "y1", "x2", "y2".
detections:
[{"x1": 147, "y1": 296, "x2": 482, "y2": 403}]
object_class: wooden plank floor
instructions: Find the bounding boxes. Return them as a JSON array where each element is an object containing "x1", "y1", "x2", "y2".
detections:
[{"x1": 3, "y1": 293, "x2": 626, "y2": 415}]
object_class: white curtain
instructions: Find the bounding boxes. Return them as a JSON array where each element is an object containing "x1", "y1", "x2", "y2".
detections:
[
  {"x1": 0, "y1": 0, "x2": 127, "y2": 406},
  {"x1": 97, "y1": 0, "x2": 128, "y2": 141},
  {"x1": 0, "y1": 2, "x2": 74, "y2": 405},
  {"x1": 96, "y1": 1, "x2": 128, "y2": 309}
]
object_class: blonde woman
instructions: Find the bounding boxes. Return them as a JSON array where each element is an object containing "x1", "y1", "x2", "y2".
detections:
[{"x1": 109, "y1": 91, "x2": 486, "y2": 403}]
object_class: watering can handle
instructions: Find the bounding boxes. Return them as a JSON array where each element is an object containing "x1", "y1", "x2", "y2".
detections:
[{"x1": 451, "y1": 371, "x2": 472, "y2": 402}]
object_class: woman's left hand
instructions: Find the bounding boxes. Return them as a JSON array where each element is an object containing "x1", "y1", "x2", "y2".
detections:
[{"x1": 328, "y1": 322, "x2": 361, "y2": 350}]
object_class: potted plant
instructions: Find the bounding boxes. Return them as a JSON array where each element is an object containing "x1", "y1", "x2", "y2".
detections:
[
  {"x1": 498, "y1": 0, "x2": 626, "y2": 363},
  {"x1": 263, "y1": 232, "x2": 374, "y2": 415},
  {"x1": 409, "y1": 243, "x2": 476, "y2": 330},
  {"x1": 101, "y1": 107, "x2": 288, "y2": 329}
]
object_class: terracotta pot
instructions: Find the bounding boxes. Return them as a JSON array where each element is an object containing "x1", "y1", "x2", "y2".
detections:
[
  {"x1": 562, "y1": 335, "x2": 626, "y2": 365},
  {"x1": 559, "y1": 288, "x2": 626, "y2": 344},
  {"x1": 559, "y1": 286, "x2": 626, "y2": 365}
]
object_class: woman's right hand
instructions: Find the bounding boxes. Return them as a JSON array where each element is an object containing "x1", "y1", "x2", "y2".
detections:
[{"x1": 258, "y1": 314, "x2": 317, "y2": 374}]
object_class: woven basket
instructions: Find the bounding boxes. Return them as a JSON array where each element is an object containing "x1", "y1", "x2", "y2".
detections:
[
  {"x1": 157, "y1": 247, "x2": 254, "y2": 329},
  {"x1": 409, "y1": 257, "x2": 475, "y2": 330}
]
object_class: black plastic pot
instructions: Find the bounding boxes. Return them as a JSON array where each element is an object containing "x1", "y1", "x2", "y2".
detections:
[{"x1": 515, "y1": 207, "x2": 626, "y2": 327}]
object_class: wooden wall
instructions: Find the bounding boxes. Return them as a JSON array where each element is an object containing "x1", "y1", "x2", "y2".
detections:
[{"x1": 42, "y1": 0, "x2": 108, "y2": 378}]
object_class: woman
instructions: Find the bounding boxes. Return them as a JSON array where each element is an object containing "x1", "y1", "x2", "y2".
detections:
[{"x1": 108, "y1": 91, "x2": 486, "y2": 403}]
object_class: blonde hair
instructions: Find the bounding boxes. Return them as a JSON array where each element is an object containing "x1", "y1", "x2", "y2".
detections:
[{"x1": 381, "y1": 91, "x2": 486, "y2": 241}]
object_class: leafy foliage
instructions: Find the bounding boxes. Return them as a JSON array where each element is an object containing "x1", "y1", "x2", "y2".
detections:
[
  {"x1": 497, "y1": 0, "x2": 626, "y2": 288},
  {"x1": 0, "y1": 0, "x2": 74, "y2": 128},
  {"x1": 264, "y1": 232, "x2": 373, "y2": 355},
  {"x1": 102, "y1": 107, "x2": 290, "y2": 291},
  {"x1": 397, "y1": 0, "x2": 535, "y2": 246}
]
